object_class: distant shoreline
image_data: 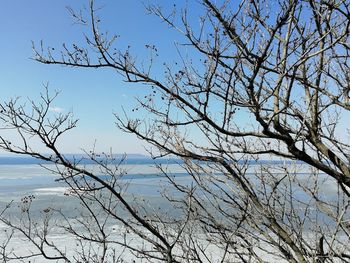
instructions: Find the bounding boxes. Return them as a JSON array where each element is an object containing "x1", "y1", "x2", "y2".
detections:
[{"x1": 0, "y1": 155, "x2": 304, "y2": 165}]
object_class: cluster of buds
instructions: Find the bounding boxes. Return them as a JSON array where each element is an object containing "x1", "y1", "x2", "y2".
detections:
[{"x1": 21, "y1": 195, "x2": 35, "y2": 204}]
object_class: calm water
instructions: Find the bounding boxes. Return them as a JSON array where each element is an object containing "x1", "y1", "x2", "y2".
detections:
[
  {"x1": 0, "y1": 156, "x2": 333, "y2": 203},
  {"x1": 0, "y1": 157, "x2": 344, "y2": 263},
  {"x1": 0, "y1": 156, "x2": 194, "y2": 221}
]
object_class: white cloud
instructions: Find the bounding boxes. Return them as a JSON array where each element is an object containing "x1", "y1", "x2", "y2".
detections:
[{"x1": 49, "y1": 106, "x2": 65, "y2": 113}]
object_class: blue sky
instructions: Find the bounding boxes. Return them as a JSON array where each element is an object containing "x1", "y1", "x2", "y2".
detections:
[
  {"x1": 3, "y1": 1, "x2": 347, "y2": 157},
  {"x1": 0, "y1": 0, "x2": 187, "y2": 154}
]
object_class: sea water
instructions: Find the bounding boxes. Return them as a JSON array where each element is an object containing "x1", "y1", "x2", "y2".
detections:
[
  {"x1": 0, "y1": 156, "x2": 342, "y2": 262},
  {"x1": 0, "y1": 157, "x2": 188, "y2": 262}
]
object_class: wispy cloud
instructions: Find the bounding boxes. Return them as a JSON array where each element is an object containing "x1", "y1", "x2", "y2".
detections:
[{"x1": 49, "y1": 106, "x2": 65, "y2": 113}]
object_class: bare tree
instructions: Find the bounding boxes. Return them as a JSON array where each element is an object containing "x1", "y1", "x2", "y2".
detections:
[{"x1": 1, "y1": 0, "x2": 350, "y2": 262}]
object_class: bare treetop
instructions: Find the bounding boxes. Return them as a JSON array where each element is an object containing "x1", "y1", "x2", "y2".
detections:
[{"x1": 1, "y1": 0, "x2": 350, "y2": 262}]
